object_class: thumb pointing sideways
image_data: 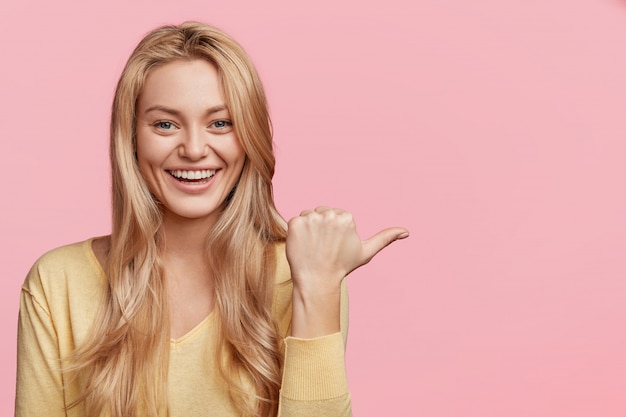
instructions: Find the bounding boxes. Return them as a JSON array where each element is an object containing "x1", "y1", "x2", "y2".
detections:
[{"x1": 360, "y1": 227, "x2": 409, "y2": 265}]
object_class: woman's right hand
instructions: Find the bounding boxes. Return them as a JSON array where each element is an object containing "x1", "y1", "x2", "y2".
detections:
[{"x1": 285, "y1": 206, "x2": 408, "y2": 338}]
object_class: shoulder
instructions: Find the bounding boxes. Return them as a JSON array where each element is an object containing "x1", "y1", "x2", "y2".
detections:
[
  {"x1": 22, "y1": 238, "x2": 106, "y2": 308},
  {"x1": 20, "y1": 238, "x2": 107, "y2": 349},
  {"x1": 28, "y1": 239, "x2": 92, "y2": 269}
]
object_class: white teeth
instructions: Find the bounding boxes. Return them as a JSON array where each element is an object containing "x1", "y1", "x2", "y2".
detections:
[{"x1": 169, "y1": 169, "x2": 216, "y2": 180}]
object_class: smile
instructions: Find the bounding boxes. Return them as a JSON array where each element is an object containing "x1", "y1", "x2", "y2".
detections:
[{"x1": 167, "y1": 169, "x2": 216, "y2": 183}]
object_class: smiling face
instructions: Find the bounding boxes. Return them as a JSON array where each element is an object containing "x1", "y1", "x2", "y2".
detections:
[{"x1": 135, "y1": 59, "x2": 245, "y2": 226}]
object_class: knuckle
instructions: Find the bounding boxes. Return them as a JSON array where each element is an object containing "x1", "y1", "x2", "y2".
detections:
[
  {"x1": 287, "y1": 216, "x2": 302, "y2": 227},
  {"x1": 338, "y1": 211, "x2": 353, "y2": 225}
]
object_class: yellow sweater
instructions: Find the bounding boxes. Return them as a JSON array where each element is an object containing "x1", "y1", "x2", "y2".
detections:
[{"x1": 16, "y1": 239, "x2": 351, "y2": 417}]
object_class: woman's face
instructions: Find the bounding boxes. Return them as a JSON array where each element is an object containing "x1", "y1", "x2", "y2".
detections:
[{"x1": 135, "y1": 59, "x2": 245, "y2": 225}]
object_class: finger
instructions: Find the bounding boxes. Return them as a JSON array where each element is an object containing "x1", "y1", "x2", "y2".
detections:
[
  {"x1": 299, "y1": 209, "x2": 314, "y2": 216},
  {"x1": 313, "y1": 206, "x2": 333, "y2": 213},
  {"x1": 361, "y1": 227, "x2": 409, "y2": 263}
]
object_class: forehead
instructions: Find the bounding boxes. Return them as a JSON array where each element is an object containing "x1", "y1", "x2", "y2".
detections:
[{"x1": 138, "y1": 59, "x2": 225, "y2": 110}]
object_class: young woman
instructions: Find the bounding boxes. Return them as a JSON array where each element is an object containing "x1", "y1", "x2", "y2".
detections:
[{"x1": 15, "y1": 22, "x2": 408, "y2": 417}]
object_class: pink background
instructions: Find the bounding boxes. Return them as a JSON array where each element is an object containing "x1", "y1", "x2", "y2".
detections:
[{"x1": 2, "y1": 1, "x2": 626, "y2": 416}]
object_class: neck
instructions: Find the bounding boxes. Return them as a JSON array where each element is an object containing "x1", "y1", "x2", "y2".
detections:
[{"x1": 160, "y1": 212, "x2": 218, "y2": 259}]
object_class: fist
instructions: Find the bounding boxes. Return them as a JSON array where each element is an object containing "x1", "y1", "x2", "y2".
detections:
[{"x1": 285, "y1": 206, "x2": 408, "y2": 294}]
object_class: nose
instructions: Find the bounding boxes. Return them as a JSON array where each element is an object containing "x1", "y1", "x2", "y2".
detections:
[{"x1": 179, "y1": 126, "x2": 209, "y2": 160}]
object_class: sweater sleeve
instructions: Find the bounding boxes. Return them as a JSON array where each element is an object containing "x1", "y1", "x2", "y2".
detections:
[
  {"x1": 277, "y1": 281, "x2": 352, "y2": 417},
  {"x1": 15, "y1": 266, "x2": 68, "y2": 417}
]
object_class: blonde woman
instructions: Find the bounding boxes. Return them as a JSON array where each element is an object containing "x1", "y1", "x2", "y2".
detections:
[{"x1": 15, "y1": 22, "x2": 408, "y2": 417}]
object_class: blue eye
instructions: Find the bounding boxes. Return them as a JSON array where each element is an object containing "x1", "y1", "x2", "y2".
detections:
[
  {"x1": 211, "y1": 120, "x2": 232, "y2": 129},
  {"x1": 156, "y1": 121, "x2": 174, "y2": 130}
]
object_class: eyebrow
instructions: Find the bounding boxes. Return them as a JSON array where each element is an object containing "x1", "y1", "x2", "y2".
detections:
[{"x1": 143, "y1": 105, "x2": 229, "y2": 117}]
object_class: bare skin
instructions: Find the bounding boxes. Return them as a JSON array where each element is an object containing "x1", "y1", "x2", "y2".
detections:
[
  {"x1": 92, "y1": 208, "x2": 408, "y2": 341},
  {"x1": 286, "y1": 206, "x2": 408, "y2": 338},
  {"x1": 160, "y1": 214, "x2": 215, "y2": 339},
  {"x1": 91, "y1": 214, "x2": 217, "y2": 340},
  {"x1": 91, "y1": 60, "x2": 409, "y2": 342}
]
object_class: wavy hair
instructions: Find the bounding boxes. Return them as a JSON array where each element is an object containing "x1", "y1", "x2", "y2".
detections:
[{"x1": 67, "y1": 22, "x2": 287, "y2": 417}]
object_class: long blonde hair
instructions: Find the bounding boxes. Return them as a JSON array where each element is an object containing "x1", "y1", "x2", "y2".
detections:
[{"x1": 68, "y1": 22, "x2": 287, "y2": 417}]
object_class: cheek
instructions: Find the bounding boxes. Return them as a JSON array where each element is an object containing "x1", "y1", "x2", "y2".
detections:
[
  {"x1": 228, "y1": 137, "x2": 246, "y2": 168},
  {"x1": 212, "y1": 135, "x2": 246, "y2": 171},
  {"x1": 135, "y1": 149, "x2": 153, "y2": 177},
  {"x1": 135, "y1": 142, "x2": 163, "y2": 190},
  {"x1": 135, "y1": 133, "x2": 163, "y2": 170}
]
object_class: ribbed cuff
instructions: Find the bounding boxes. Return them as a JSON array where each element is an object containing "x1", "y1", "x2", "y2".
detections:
[{"x1": 280, "y1": 332, "x2": 349, "y2": 401}]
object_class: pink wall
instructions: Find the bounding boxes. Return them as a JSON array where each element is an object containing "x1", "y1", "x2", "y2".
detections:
[{"x1": 2, "y1": 1, "x2": 626, "y2": 415}]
